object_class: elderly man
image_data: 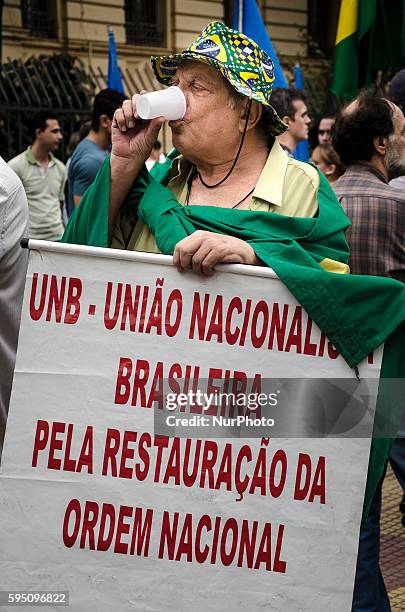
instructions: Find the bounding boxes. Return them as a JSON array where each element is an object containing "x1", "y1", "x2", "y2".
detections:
[
  {"x1": 333, "y1": 90, "x2": 405, "y2": 612},
  {"x1": 333, "y1": 91, "x2": 405, "y2": 282},
  {"x1": 64, "y1": 22, "x2": 346, "y2": 278},
  {"x1": 388, "y1": 67, "x2": 405, "y2": 191},
  {"x1": 63, "y1": 21, "x2": 405, "y2": 541}
]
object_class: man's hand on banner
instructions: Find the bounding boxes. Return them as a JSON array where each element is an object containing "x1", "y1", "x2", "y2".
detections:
[
  {"x1": 173, "y1": 230, "x2": 258, "y2": 275},
  {"x1": 111, "y1": 91, "x2": 165, "y2": 163}
]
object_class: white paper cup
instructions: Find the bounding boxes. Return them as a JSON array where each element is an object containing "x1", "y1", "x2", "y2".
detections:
[{"x1": 136, "y1": 86, "x2": 186, "y2": 121}]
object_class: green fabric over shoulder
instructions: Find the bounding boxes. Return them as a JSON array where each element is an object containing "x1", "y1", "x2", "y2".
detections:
[
  {"x1": 63, "y1": 154, "x2": 405, "y2": 369},
  {"x1": 62, "y1": 156, "x2": 111, "y2": 248},
  {"x1": 136, "y1": 168, "x2": 404, "y2": 371},
  {"x1": 62, "y1": 152, "x2": 176, "y2": 248}
]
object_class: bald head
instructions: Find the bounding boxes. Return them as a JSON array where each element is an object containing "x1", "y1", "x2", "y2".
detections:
[
  {"x1": 344, "y1": 96, "x2": 397, "y2": 117},
  {"x1": 332, "y1": 91, "x2": 395, "y2": 165},
  {"x1": 333, "y1": 89, "x2": 405, "y2": 180},
  {"x1": 342, "y1": 99, "x2": 358, "y2": 115}
]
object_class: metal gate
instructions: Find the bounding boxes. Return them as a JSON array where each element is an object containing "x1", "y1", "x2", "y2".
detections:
[
  {"x1": 0, "y1": 53, "x2": 169, "y2": 162},
  {"x1": 0, "y1": 54, "x2": 100, "y2": 161}
]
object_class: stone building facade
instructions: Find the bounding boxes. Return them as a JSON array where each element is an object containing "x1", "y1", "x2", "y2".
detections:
[{"x1": 2, "y1": 1, "x2": 339, "y2": 75}]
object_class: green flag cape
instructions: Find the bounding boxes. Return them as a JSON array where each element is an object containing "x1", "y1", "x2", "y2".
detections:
[{"x1": 63, "y1": 156, "x2": 405, "y2": 518}]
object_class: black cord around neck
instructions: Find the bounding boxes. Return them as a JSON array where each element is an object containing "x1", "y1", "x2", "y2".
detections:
[
  {"x1": 195, "y1": 99, "x2": 253, "y2": 189},
  {"x1": 185, "y1": 177, "x2": 255, "y2": 209}
]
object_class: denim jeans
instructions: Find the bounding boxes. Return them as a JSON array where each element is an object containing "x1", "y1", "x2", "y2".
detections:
[{"x1": 352, "y1": 437, "x2": 405, "y2": 611}]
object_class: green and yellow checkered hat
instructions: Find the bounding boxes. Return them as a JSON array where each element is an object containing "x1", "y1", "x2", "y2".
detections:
[{"x1": 151, "y1": 21, "x2": 287, "y2": 135}]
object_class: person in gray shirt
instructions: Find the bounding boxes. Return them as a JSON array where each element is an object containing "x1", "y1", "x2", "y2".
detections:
[{"x1": 0, "y1": 156, "x2": 29, "y2": 457}]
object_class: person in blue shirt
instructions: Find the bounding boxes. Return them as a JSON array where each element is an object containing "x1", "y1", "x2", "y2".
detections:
[{"x1": 67, "y1": 88, "x2": 126, "y2": 216}]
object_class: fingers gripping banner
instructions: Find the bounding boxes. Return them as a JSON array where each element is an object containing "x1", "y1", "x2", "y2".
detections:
[{"x1": 0, "y1": 241, "x2": 383, "y2": 611}]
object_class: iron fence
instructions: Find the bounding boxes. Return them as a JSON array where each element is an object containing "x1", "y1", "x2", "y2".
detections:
[
  {"x1": 0, "y1": 54, "x2": 98, "y2": 161},
  {"x1": 0, "y1": 53, "x2": 167, "y2": 162}
]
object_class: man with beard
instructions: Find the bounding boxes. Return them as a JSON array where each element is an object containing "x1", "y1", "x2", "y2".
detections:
[
  {"x1": 333, "y1": 90, "x2": 405, "y2": 282},
  {"x1": 333, "y1": 90, "x2": 405, "y2": 612}
]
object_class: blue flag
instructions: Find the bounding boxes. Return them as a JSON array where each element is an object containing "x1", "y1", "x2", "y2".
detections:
[
  {"x1": 293, "y1": 64, "x2": 309, "y2": 162},
  {"x1": 107, "y1": 27, "x2": 125, "y2": 94},
  {"x1": 233, "y1": 0, "x2": 287, "y2": 88}
]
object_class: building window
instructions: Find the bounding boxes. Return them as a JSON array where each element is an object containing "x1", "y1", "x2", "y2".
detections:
[
  {"x1": 125, "y1": 0, "x2": 165, "y2": 47},
  {"x1": 21, "y1": 0, "x2": 56, "y2": 39}
]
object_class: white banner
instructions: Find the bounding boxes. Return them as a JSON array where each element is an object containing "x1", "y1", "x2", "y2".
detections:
[{"x1": 0, "y1": 241, "x2": 383, "y2": 612}]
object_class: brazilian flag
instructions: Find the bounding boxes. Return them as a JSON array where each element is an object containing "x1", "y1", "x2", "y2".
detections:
[{"x1": 332, "y1": 0, "x2": 405, "y2": 100}]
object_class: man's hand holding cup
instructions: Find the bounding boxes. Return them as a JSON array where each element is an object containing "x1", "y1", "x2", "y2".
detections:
[{"x1": 111, "y1": 86, "x2": 186, "y2": 163}]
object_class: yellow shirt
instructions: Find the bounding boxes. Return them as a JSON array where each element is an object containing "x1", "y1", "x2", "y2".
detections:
[{"x1": 112, "y1": 140, "x2": 320, "y2": 253}]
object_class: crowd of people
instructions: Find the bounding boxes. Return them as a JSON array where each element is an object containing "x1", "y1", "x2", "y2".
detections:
[
  {"x1": 0, "y1": 19, "x2": 404, "y2": 612},
  {"x1": 1, "y1": 83, "x2": 386, "y2": 249}
]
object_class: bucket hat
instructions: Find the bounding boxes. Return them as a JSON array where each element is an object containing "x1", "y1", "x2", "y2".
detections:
[{"x1": 151, "y1": 21, "x2": 287, "y2": 135}]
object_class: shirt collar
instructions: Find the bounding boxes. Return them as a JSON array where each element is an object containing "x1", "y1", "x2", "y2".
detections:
[
  {"x1": 252, "y1": 139, "x2": 289, "y2": 207},
  {"x1": 171, "y1": 154, "x2": 191, "y2": 181},
  {"x1": 350, "y1": 163, "x2": 388, "y2": 184},
  {"x1": 25, "y1": 146, "x2": 56, "y2": 166},
  {"x1": 170, "y1": 139, "x2": 289, "y2": 208}
]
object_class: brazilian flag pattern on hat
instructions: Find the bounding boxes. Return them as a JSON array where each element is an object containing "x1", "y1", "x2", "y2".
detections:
[{"x1": 151, "y1": 21, "x2": 287, "y2": 135}]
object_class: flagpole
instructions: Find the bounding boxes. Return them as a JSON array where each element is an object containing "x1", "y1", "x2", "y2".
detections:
[
  {"x1": 238, "y1": 0, "x2": 243, "y2": 31},
  {"x1": 233, "y1": 0, "x2": 287, "y2": 88}
]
